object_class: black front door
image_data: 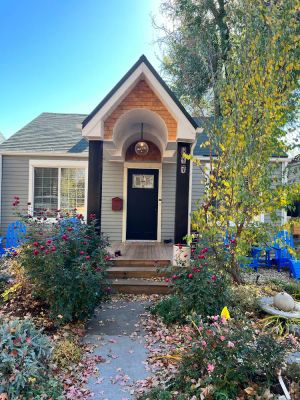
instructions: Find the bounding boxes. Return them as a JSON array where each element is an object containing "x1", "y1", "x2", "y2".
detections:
[{"x1": 126, "y1": 168, "x2": 159, "y2": 240}]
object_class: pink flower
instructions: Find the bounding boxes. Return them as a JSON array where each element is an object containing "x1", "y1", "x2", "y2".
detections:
[
  {"x1": 212, "y1": 315, "x2": 219, "y2": 321},
  {"x1": 40, "y1": 245, "x2": 45, "y2": 250},
  {"x1": 220, "y1": 335, "x2": 226, "y2": 341},
  {"x1": 207, "y1": 363, "x2": 215, "y2": 373},
  {"x1": 45, "y1": 249, "x2": 50, "y2": 254},
  {"x1": 46, "y1": 240, "x2": 52, "y2": 245},
  {"x1": 80, "y1": 251, "x2": 85, "y2": 255},
  {"x1": 211, "y1": 275, "x2": 217, "y2": 281},
  {"x1": 51, "y1": 246, "x2": 57, "y2": 252},
  {"x1": 172, "y1": 275, "x2": 178, "y2": 280},
  {"x1": 33, "y1": 249, "x2": 39, "y2": 256},
  {"x1": 201, "y1": 340, "x2": 207, "y2": 347},
  {"x1": 165, "y1": 278, "x2": 170, "y2": 283},
  {"x1": 227, "y1": 341, "x2": 235, "y2": 348},
  {"x1": 85, "y1": 255, "x2": 91, "y2": 261},
  {"x1": 188, "y1": 273, "x2": 193, "y2": 279}
]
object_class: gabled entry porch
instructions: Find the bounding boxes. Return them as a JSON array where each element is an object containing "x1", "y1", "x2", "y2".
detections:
[{"x1": 82, "y1": 55, "x2": 198, "y2": 249}]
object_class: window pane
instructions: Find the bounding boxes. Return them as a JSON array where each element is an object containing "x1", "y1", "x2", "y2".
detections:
[
  {"x1": 34, "y1": 168, "x2": 58, "y2": 216},
  {"x1": 60, "y1": 168, "x2": 85, "y2": 215}
]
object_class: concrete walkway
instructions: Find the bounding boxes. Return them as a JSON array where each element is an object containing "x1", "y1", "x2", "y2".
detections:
[{"x1": 84, "y1": 300, "x2": 150, "y2": 400}]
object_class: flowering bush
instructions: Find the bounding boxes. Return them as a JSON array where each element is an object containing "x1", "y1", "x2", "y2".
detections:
[
  {"x1": 0, "y1": 317, "x2": 62, "y2": 398},
  {"x1": 176, "y1": 316, "x2": 287, "y2": 398},
  {"x1": 153, "y1": 247, "x2": 231, "y2": 324},
  {"x1": 144, "y1": 317, "x2": 290, "y2": 399},
  {"x1": 16, "y1": 214, "x2": 111, "y2": 322}
]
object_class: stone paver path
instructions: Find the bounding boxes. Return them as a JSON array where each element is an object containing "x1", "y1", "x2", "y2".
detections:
[{"x1": 84, "y1": 300, "x2": 150, "y2": 399}]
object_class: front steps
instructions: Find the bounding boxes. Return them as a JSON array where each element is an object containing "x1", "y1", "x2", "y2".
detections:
[{"x1": 109, "y1": 259, "x2": 172, "y2": 294}]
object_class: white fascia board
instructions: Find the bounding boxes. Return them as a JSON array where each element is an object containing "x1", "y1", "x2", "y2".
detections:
[
  {"x1": 82, "y1": 61, "x2": 197, "y2": 141},
  {"x1": 0, "y1": 151, "x2": 88, "y2": 158},
  {"x1": 193, "y1": 155, "x2": 291, "y2": 162}
]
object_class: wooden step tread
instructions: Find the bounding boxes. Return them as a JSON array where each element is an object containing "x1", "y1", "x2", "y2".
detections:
[
  {"x1": 112, "y1": 278, "x2": 168, "y2": 286},
  {"x1": 108, "y1": 266, "x2": 160, "y2": 272},
  {"x1": 113, "y1": 259, "x2": 171, "y2": 266}
]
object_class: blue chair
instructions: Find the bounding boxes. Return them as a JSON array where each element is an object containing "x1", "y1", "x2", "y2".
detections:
[
  {"x1": 273, "y1": 230, "x2": 300, "y2": 278},
  {"x1": 0, "y1": 221, "x2": 27, "y2": 256},
  {"x1": 59, "y1": 217, "x2": 81, "y2": 234}
]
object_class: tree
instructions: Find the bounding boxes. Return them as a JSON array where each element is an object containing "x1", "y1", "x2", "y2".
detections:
[
  {"x1": 155, "y1": 0, "x2": 232, "y2": 115},
  {"x1": 158, "y1": 0, "x2": 300, "y2": 282}
]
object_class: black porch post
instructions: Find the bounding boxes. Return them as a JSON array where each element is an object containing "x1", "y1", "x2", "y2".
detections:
[
  {"x1": 174, "y1": 142, "x2": 191, "y2": 244},
  {"x1": 87, "y1": 140, "x2": 103, "y2": 230}
]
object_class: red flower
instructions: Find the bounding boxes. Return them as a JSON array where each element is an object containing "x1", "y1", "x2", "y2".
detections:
[
  {"x1": 67, "y1": 227, "x2": 73, "y2": 232},
  {"x1": 33, "y1": 241, "x2": 39, "y2": 247},
  {"x1": 14, "y1": 196, "x2": 20, "y2": 200},
  {"x1": 198, "y1": 254, "x2": 205, "y2": 259},
  {"x1": 45, "y1": 249, "x2": 50, "y2": 254},
  {"x1": 40, "y1": 245, "x2": 45, "y2": 250},
  {"x1": 104, "y1": 255, "x2": 111, "y2": 261},
  {"x1": 230, "y1": 239, "x2": 237, "y2": 244},
  {"x1": 165, "y1": 278, "x2": 170, "y2": 283},
  {"x1": 33, "y1": 249, "x2": 39, "y2": 256},
  {"x1": 188, "y1": 273, "x2": 193, "y2": 279},
  {"x1": 80, "y1": 251, "x2": 85, "y2": 255},
  {"x1": 172, "y1": 275, "x2": 178, "y2": 280},
  {"x1": 46, "y1": 240, "x2": 52, "y2": 245},
  {"x1": 51, "y1": 246, "x2": 57, "y2": 252},
  {"x1": 83, "y1": 241, "x2": 87, "y2": 245},
  {"x1": 77, "y1": 213, "x2": 83, "y2": 220},
  {"x1": 85, "y1": 255, "x2": 91, "y2": 260},
  {"x1": 61, "y1": 234, "x2": 68, "y2": 241},
  {"x1": 211, "y1": 275, "x2": 217, "y2": 281},
  {"x1": 89, "y1": 213, "x2": 97, "y2": 220}
]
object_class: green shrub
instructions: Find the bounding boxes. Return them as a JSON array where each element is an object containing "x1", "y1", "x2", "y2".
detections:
[
  {"x1": 23, "y1": 378, "x2": 63, "y2": 400},
  {"x1": 153, "y1": 253, "x2": 231, "y2": 324},
  {"x1": 169, "y1": 317, "x2": 288, "y2": 399},
  {"x1": 52, "y1": 338, "x2": 83, "y2": 369},
  {"x1": 0, "y1": 318, "x2": 61, "y2": 398},
  {"x1": 17, "y1": 216, "x2": 111, "y2": 322},
  {"x1": 151, "y1": 295, "x2": 185, "y2": 324}
]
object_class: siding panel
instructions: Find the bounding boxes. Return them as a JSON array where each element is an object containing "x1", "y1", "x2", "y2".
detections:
[
  {"x1": 101, "y1": 162, "x2": 123, "y2": 241},
  {"x1": 161, "y1": 163, "x2": 176, "y2": 241},
  {"x1": 1, "y1": 155, "x2": 88, "y2": 234}
]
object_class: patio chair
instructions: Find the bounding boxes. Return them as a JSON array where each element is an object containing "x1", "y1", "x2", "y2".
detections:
[
  {"x1": 0, "y1": 221, "x2": 27, "y2": 256},
  {"x1": 273, "y1": 230, "x2": 300, "y2": 279}
]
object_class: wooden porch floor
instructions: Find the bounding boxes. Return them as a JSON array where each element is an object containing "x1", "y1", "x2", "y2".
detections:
[{"x1": 108, "y1": 242, "x2": 173, "y2": 261}]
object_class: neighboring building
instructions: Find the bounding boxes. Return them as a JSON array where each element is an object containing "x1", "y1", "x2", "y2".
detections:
[
  {"x1": 0, "y1": 56, "x2": 289, "y2": 242},
  {"x1": 0, "y1": 132, "x2": 5, "y2": 144}
]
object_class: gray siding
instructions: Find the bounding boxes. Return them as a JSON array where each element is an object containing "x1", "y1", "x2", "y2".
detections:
[
  {"x1": 161, "y1": 163, "x2": 176, "y2": 241},
  {"x1": 0, "y1": 155, "x2": 88, "y2": 234},
  {"x1": 191, "y1": 163, "x2": 206, "y2": 212},
  {"x1": 101, "y1": 161, "x2": 123, "y2": 241},
  {"x1": 264, "y1": 162, "x2": 284, "y2": 224}
]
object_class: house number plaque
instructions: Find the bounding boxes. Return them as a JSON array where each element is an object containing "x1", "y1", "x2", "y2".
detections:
[{"x1": 180, "y1": 146, "x2": 187, "y2": 174}]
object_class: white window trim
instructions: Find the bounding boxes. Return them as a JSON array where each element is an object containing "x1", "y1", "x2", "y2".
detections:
[{"x1": 28, "y1": 159, "x2": 88, "y2": 220}]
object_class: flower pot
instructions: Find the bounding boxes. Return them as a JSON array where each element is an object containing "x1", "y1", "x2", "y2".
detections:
[{"x1": 173, "y1": 244, "x2": 191, "y2": 267}]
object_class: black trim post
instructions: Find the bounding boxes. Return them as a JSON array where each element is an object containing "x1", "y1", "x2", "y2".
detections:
[
  {"x1": 87, "y1": 140, "x2": 103, "y2": 231},
  {"x1": 174, "y1": 142, "x2": 191, "y2": 244}
]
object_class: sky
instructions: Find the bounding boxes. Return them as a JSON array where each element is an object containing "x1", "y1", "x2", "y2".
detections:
[{"x1": 0, "y1": 0, "x2": 162, "y2": 139}]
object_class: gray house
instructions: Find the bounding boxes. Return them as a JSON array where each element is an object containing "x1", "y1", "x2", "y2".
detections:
[{"x1": 0, "y1": 56, "x2": 290, "y2": 244}]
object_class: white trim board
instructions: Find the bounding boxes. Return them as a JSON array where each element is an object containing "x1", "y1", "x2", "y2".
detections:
[
  {"x1": 28, "y1": 159, "x2": 88, "y2": 220},
  {"x1": 122, "y1": 162, "x2": 162, "y2": 243},
  {"x1": 82, "y1": 61, "x2": 196, "y2": 142}
]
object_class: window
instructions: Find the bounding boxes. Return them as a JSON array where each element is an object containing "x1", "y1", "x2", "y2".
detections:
[{"x1": 32, "y1": 166, "x2": 86, "y2": 217}]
